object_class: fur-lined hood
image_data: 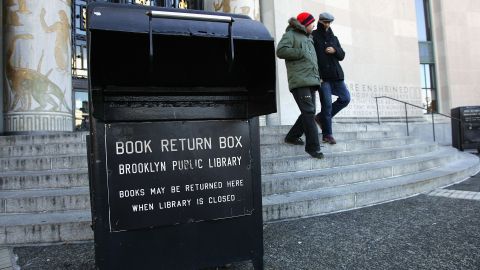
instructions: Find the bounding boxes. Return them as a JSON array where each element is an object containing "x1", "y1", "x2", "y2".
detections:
[{"x1": 286, "y1": 17, "x2": 308, "y2": 34}]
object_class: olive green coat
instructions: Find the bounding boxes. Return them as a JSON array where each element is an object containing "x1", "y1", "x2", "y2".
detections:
[{"x1": 276, "y1": 18, "x2": 321, "y2": 91}]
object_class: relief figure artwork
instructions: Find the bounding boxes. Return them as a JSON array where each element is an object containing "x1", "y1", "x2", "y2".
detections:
[
  {"x1": 212, "y1": 0, "x2": 257, "y2": 20},
  {"x1": 213, "y1": 0, "x2": 231, "y2": 13},
  {"x1": 4, "y1": 0, "x2": 73, "y2": 131},
  {"x1": 60, "y1": 0, "x2": 73, "y2": 6},
  {"x1": 235, "y1": 6, "x2": 250, "y2": 15},
  {"x1": 40, "y1": 8, "x2": 71, "y2": 72},
  {"x1": 6, "y1": 34, "x2": 34, "y2": 111},
  {"x1": 6, "y1": 0, "x2": 24, "y2": 26},
  {"x1": 6, "y1": 35, "x2": 71, "y2": 113},
  {"x1": 179, "y1": 0, "x2": 188, "y2": 9},
  {"x1": 17, "y1": 0, "x2": 32, "y2": 14}
]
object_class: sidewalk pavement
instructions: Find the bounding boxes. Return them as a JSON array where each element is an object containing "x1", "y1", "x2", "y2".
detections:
[{"x1": 10, "y1": 173, "x2": 480, "y2": 270}]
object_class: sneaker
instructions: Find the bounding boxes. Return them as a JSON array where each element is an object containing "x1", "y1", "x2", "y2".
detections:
[
  {"x1": 284, "y1": 137, "x2": 304, "y2": 145},
  {"x1": 314, "y1": 115, "x2": 324, "y2": 131},
  {"x1": 307, "y1": 151, "x2": 324, "y2": 159},
  {"x1": 322, "y1": 135, "x2": 337, "y2": 144}
]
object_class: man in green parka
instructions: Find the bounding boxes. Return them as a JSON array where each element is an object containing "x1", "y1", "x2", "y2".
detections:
[{"x1": 276, "y1": 12, "x2": 323, "y2": 159}]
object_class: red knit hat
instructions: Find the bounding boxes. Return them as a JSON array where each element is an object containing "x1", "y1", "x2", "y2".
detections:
[{"x1": 297, "y1": 12, "x2": 315, "y2": 27}]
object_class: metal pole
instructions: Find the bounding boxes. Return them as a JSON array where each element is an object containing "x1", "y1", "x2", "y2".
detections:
[
  {"x1": 228, "y1": 21, "x2": 235, "y2": 72},
  {"x1": 148, "y1": 15, "x2": 153, "y2": 80},
  {"x1": 375, "y1": 97, "x2": 380, "y2": 124},
  {"x1": 431, "y1": 111, "x2": 436, "y2": 142},
  {"x1": 405, "y1": 103, "x2": 409, "y2": 136}
]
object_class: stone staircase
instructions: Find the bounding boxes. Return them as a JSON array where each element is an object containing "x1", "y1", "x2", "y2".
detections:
[
  {"x1": 0, "y1": 133, "x2": 92, "y2": 245},
  {"x1": 0, "y1": 123, "x2": 478, "y2": 245},
  {"x1": 261, "y1": 124, "x2": 479, "y2": 221}
]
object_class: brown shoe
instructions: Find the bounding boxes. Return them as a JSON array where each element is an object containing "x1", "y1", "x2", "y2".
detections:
[{"x1": 323, "y1": 135, "x2": 336, "y2": 144}]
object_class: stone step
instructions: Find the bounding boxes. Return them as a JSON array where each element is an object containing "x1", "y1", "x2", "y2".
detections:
[
  {"x1": 260, "y1": 130, "x2": 405, "y2": 145},
  {"x1": 0, "y1": 147, "x2": 446, "y2": 213},
  {"x1": 0, "y1": 134, "x2": 404, "y2": 158},
  {"x1": 0, "y1": 143, "x2": 87, "y2": 158},
  {"x1": 0, "y1": 210, "x2": 92, "y2": 245},
  {"x1": 261, "y1": 136, "x2": 422, "y2": 158},
  {"x1": 262, "y1": 147, "x2": 458, "y2": 196},
  {"x1": 0, "y1": 132, "x2": 87, "y2": 146},
  {"x1": 0, "y1": 169, "x2": 88, "y2": 191},
  {"x1": 0, "y1": 187, "x2": 90, "y2": 214},
  {"x1": 2, "y1": 149, "x2": 473, "y2": 245},
  {"x1": 261, "y1": 143, "x2": 438, "y2": 175},
  {"x1": 259, "y1": 123, "x2": 392, "y2": 135},
  {"x1": 0, "y1": 133, "x2": 409, "y2": 173},
  {"x1": 0, "y1": 148, "x2": 454, "y2": 213},
  {"x1": 0, "y1": 155, "x2": 87, "y2": 172},
  {"x1": 263, "y1": 152, "x2": 480, "y2": 222}
]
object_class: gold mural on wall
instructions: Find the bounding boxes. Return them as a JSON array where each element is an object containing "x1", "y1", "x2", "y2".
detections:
[
  {"x1": 6, "y1": 36, "x2": 71, "y2": 112},
  {"x1": 4, "y1": 0, "x2": 72, "y2": 113},
  {"x1": 212, "y1": 0, "x2": 258, "y2": 19},
  {"x1": 6, "y1": 34, "x2": 34, "y2": 111},
  {"x1": 17, "y1": 0, "x2": 32, "y2": 14},
  {"x1": 179, "y1": 0, "x2": 188, "y2": 9},
  {"x1": 6, "y1": 0, "x2": 23, "y2": 26},
  {"x1": 40, "y1": 8, "x2": 71, "y2": 72},
  {"x1": 237, "y1": 6, "x2": 250, "y2": 16},
  {"x1": 213, "y1": 0, "x2": 232, "y2": 13},
  {"x1": 134, "y1": 0, "x2": 151, "y2": 5}
]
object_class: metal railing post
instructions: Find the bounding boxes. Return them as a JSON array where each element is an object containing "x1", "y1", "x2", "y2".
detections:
[
  {"x1": 375, "y1": 96, "x2": 463, "y2": 142},
  {"x1": 431, "y1": 111, "x2": 436, "y2": 142},
  {"x1": 405, "y1": 103, "x2": 409, "y2": 136}
]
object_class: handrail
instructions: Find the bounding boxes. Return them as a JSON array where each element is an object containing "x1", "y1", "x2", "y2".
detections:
[
  {"x1": 145, "y1": 10, "x2": 235, "y2": 77},
  {"x1": 374, "y1": 96, "x2": 463, "y2": 142}
]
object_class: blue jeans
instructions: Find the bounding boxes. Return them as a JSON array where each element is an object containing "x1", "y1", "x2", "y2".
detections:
[{"x1": 317, "y1": 81, "x2": 351, "y2": 136}]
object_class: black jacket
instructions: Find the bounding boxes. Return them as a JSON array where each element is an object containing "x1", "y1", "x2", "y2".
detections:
[{"x1": 312, "y1": 24, "x2": 345, "y2": 81}]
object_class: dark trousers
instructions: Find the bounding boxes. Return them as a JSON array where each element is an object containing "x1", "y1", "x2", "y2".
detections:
[{"x1": 286, "y1": 86, "x2": 320, "y2": 153}]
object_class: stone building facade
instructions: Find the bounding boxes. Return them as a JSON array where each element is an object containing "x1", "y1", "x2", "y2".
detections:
[{"x1": 1, "y1": 0, "x2": 480, "y2": 134}]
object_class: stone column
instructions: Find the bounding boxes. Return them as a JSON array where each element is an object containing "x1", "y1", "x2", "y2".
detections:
[
  {"x1": 3, "y1": 0, "x2": 72, "y2": 133},
  {"x1": 259, "y1": 0, "x2": 280, "y2": 126},
  {"x1": 1, "y1": 2, "x2": 4, "y2": 134}
]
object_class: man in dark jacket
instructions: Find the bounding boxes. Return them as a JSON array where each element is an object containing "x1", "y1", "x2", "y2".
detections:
[
  {"x1": 276, "y1": 12, "x2": 323, "y2": 159},
  {"x1": 312, "y1": 12, "x2": 351, "y2": 144}
]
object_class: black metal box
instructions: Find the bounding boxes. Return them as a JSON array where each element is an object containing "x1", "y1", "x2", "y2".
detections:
[
  {"x1": 451, "y1": 106, "x2": 480, "y2": 151},
  {"x1": 86, "y1": 2, "x2": 276, "y2": 269}
]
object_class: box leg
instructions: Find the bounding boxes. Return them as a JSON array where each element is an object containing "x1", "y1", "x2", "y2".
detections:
[{"x1": 252, "y1": 258, "x2": 264, "y2": 270}]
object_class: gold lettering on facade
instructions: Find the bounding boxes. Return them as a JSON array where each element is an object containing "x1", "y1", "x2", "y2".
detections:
[{"x1": 81, "y1": 6, "x2": 87, "y2": 30}]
